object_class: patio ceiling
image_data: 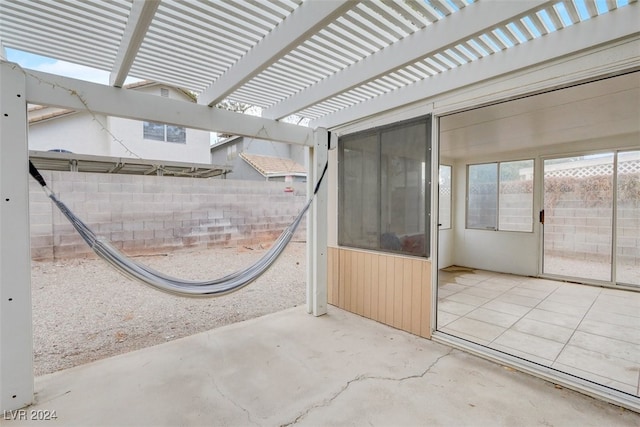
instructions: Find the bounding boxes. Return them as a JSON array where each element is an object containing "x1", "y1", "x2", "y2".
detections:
[{"x1": 1, "y1": 0, "x2": 638, "y2": 130}]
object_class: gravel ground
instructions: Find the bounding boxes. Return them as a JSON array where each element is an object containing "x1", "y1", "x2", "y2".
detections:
[{"x1": 30, "y1": 242, "x2": 306, "y2": 376}]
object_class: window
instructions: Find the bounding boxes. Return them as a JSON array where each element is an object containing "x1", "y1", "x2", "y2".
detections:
[
  {"x1": 439, "y1": 165, "x2": 452, "y2": 229},
  {"x1": 143, "y1": 122, "x2": 186, "y2": 143},
  {"x1": 339, "y1": 115, "x2": 431, "y2": 257},
  {"x1": 467, "y1": 163, "x2": 498, "y2": 229},
  {"x1": 467, "y1": 160, "x2": 534, "y2": 232}
]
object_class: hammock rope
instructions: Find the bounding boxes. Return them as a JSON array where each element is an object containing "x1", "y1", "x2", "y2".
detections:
[{"x1": 29, "y1": 160, "x2": 327, "y2": 298}]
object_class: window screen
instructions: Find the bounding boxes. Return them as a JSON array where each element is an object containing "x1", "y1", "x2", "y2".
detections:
[
  {"x1": 381, "y1": 122, "x2": 428, "y2": 256},
  {"x1": 340, "y1": 133, "x2": 379, "y2": 250},
  {"x1": 339, "y1": 115, "x2": 431, "y2": 257},
  {"x1": 166, "y1": 125, "x2": 186, "y2": 143},
  {"x1": 143, "y1": 122, "x2": 186, "y2": 143},
  {"x1": 143, "y1": 122, "x2": 165, "y2": 141},
  {"x1": 467, "y1": 163, "x2": 498, "y2": 229}
]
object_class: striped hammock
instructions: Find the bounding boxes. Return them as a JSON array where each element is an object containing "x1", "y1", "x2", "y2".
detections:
[{"x1": 29, "y1": 161, "x2": 325, "y2": 298}]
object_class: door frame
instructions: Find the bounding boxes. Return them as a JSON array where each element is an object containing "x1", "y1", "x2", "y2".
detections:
[{"x1": 538, "y1": 149, "x2": 639, "y2": 289}]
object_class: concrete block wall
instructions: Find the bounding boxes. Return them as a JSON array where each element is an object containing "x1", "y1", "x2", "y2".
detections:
[
  {"x1": 498, "y1": 194, "x2": 533, "y2": 232},
  {"x1": 544, "y1": 196, "x2": 639, "y2": 265},
  {"x1": 29, "y1": 171, "x2": 307, "y2": 261}
]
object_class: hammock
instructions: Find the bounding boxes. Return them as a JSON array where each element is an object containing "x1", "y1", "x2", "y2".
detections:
[{"x1": 29, "y1": 161, "x2": 326, "y2": 298}]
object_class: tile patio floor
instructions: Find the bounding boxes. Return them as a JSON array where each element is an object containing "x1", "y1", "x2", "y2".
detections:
[{"x1": 437, "y1": 268, "x2": 640, "y2": 397}]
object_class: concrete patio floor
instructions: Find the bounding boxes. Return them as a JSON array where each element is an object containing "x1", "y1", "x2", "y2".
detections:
[{"x1": 5, "y1": 306, "x2": 639, "y2": 426}]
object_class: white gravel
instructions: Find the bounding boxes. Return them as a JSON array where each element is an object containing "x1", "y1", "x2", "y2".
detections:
[{"x1": 30, "y1": 242, "x2": 306, "y2": 376}]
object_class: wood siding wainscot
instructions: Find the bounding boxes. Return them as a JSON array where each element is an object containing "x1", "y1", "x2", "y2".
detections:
[{"x1": 327, "y1": 246, "x2": 431, "y2": 338}]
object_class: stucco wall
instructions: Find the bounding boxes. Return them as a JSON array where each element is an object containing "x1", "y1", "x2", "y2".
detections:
[
  {"x1": 28, "y1": 85, "x2": 211, "y2": 164},
  {"x1": 28, "y1": 112, "x2": 111, "y2": 155},
  {"x1": 29, "y1": 171, "x2": 307, "y2": 261},
  {"x1": 107, "y1": 116, "x2": 211, "y2": 163}
]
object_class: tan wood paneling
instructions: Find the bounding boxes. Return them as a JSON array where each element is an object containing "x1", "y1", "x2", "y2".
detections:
[
  {"x1": 370, "y1": 252, "x2": 379, "y2": 320},
  {"x1": 378, "y1": 254, "x2": 387, "y2": 324},
  {"x1": 327, "y1": 246, "x2": 432, "y2": 338},
  {"x1": 363, "y1": 254, "x2": 372, "y2": 318},
  {"x1": 411, "y1": 260, "x2": 422, "y2": 336},
  {"x1": 420, "y1": 260, "x2": 431, "y2": 337},
  {"x1": 386, "y1": 256, "x2": 395, "y2": 328},
  {"x1": 393, "y1": 257, "x2": 404, "y2": 330},
  {"x1": 356, "y1": 251, "x2": 365, "y2": 316}
]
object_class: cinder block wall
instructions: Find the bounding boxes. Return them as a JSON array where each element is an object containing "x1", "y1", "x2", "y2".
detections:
[
  {"x1": 29, "y1": 171, "x2": 307, "y2": 261},
  {"x1": 544, "y1": 197, "x2": 640, "y2": 264}
]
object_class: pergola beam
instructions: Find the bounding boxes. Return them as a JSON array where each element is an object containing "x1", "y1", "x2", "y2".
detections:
[
  {"x1": 198, "y1": 0, "x2": 353, "y2": 107},
  {"x1": 109, "y1": 0, "x2": 160, "y2": 87},
  {"x1": 311, "y1": 3, "x2": 640, "y2": 129},
  {"x1": 262, "y1": 0, "x2": 550, "y2": 120},
  {"x1": 19, "y1": 67, "x2": 313, "y2": 146}
]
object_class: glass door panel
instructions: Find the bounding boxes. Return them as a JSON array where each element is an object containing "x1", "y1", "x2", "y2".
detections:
[
  {"x1": 543, "y1": 154, "x2": 614, "y2": 282},
  {"x1": 616, "y1": 150, "x2": 640, "y2": 286}
]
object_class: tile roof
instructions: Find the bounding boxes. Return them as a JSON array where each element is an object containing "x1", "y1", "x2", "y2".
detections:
[
  {"x1": 240, "y1": 153, "x2": 306, "y2": 177},
  {"x1": 28, "y1": 107, "x2": 76, "y2": 124}
]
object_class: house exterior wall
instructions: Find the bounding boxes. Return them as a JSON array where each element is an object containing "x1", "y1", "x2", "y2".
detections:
[
  {"x1": 210, "y1": 138, "x2": 237, "y2": 167},
  {"x1": 290, "y1": 144, "x2": 306, "y2": 168},
  {"x1": 107, "y1": 116, "x2": 210, "y2": 163},
  {"x1": 210, "y1": 136, "x2": 308, "y2": 181},
  {"x1": 29, "y1": 85, "x2": 211, "y2": 164},
  {"x1": 211, "y1": 139, "x2": 266, "y2": 181},
  {"x1": 28, "y1": 112, "x2": 110, "y2": 155},
  {"x1": 246, "y1": 139, "x2": 291, "y2": 158}
]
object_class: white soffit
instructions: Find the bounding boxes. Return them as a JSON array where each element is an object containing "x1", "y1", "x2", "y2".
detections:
[{"x1": 0, "y1": 0, "x2": 638, "y2": 130}]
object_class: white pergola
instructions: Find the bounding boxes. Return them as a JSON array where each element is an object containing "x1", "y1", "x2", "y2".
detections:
[{"x1": 1, "y1": 0, "x2": 639, "y2": 412}]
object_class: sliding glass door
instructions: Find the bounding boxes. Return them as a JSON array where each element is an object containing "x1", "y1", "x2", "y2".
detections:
[
  {"x1": 616, "y1": 150, "x2": 640, "y2": 286},
  {"x1": 542, "y1": 151, "x2": 639, "y2": 286}
]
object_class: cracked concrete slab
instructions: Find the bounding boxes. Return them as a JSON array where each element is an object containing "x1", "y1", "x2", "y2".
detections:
[{"x1": 5, "y1": 306, "x2": 639, "y2": 426}]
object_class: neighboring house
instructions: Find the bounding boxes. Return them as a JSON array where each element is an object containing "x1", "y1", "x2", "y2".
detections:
[
  {"x1": 28, "y1": 81, "x2": 211, "y2": 164},
  {"x1": 210, "y1": 136, "x2": 307, "y2": 182}
]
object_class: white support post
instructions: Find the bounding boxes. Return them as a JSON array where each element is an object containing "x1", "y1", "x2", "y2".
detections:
[
  {"x1": 306, "y1": 146, "x2": 314, "y2": 314},
  {"x1": 306, "y1": 128, "x2": 328, "y2": 316},
  {"x1": 0, "y1": 61, "x2": 34, "y2": 411}
]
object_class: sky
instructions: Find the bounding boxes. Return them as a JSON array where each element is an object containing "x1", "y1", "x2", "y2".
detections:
[{"x1": 5, "y1": 48, "x2": 140, "y2": 85}]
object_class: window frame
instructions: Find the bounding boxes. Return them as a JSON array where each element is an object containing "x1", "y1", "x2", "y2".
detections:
[
  {"x1": 465, "y1": 158, "x2": 535, "y2": 233},
  {"x1": 338, "y1": 114, "x2": 432, "y2": 258},
  {"x1": 143, "y1": 121, "x2": 187, "y2": 144}
]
